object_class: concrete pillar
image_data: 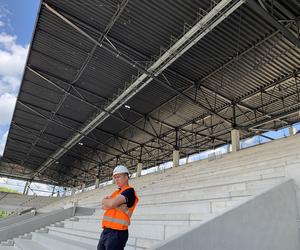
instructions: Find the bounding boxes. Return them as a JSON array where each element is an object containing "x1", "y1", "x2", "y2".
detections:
[
  {"x1": 231, "y1": 129, "x2": 240, "y2": 152},
  {"x1": 289, "y1": 126, "x2": 296, "y2": 136},
  {"x1": 25, "y1": 183, "x2": 30, "y2": 195},
  {"x1": 95, "y1": 178, "x2": 100, "y2": 189},
  {"x1": 23, "y1": 181, "x2": 29, "y2": 195},
  {"x1": 62, "y1": 188, "x2": 67, "y2": 197},
  {"x1": 136, "y1": 162, "x2": 143, "y2": 177},
  {"x1": 185, "y1": 155, "x2": 189, "y2": 165},
  {"x1": 51, "y1": 186, "x2": 56, "y2": 196},
  {"x1": 81, "y1": 183, "x2": 85, "y2": 192},
  {"x1": 173, "y1": 150, "x2": 180, "y2": 167},
  {"x1": 71, "y1": 188, "x2": 76, "y2": 196}
]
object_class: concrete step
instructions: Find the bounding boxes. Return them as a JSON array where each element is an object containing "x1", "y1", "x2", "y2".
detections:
[
  {"x1": 186, "y1": 152, "x2": 295, "y2": 179},
  {"x1": 130, "y1": 143, "x2": 299, "y2": 183},
  {"x1": 48, "y1": 227, "x2": 99, "y2": 245},
  {"x1": 40, "y1": 155, "x2": 296, "y2": 212},
  {"x1": 39, "y1": 135, "x2": 300, "y2": 213},
  {"x1": 139, "y1": 174, "x2": 285, "y2": 201},
  {"x1": 31, "y1": 232, "x2": 95, "y2": 250},
  {"x1": 79, "y1": 172, "x2": 273, "y2": 206},
  {"x1": 135, "y1": 157, "x2": 292, "y2": 189},
  {"x1": 138, "y1": 177, "x2": 284, "y2": 206},
  {"x1": 137, "y1": 196, "x2": 247, "y2": 214},
  {"x1": 47, "y1": 226, "x2": 99, "y2": 240},
  {"x1": 78, "y1": 212, "x2": 215, "y2": 224},
  {"x1": 48, "y1": 220, "x2": 191, "y2": 242},
  {"x1": 139, "y1": 166, "x2": 286, "y2": 196},
  {"x1": 78, "y1": 175, "x2": 285, "y2": 207},
  {"x1": 91, "y1": 197, "x2": 246, "y2": 216},
  {"x1": 49, "y1": 228, "x2": 152, "y2": 249},
  {"x1": 92, "y1": 179, "x2": 279, "y2": 214},
  {"x1": 137, "y1": 197, "x2": 249, "y2": 214},
  {"x1": 61, "y1": 222, "x2": 101, "y2": 234},
  {"x1": 47, "y1": 226, "x2": 159, "y2": 249},
  {"x1": 0, "y1": 241, "x2": 14, "y2": 247},
  {"x1": 144, "y1": 159, "x2": 286, "y2": 185},
  {"x1": 77, "y1": 162, "x2": 288, "y2": 207},
  {"x1": 44, "y1": 136, "x2": 299, "y2": 195},
  {"x1": 141, "y1": 161, "x2": 288, "y2": 189},
  {"x1": 62, "y1": 214, "x2": 206, "y2": 233},
  {"x1": 87, "y1": 178, "x2": 285, "y2": 218},
  {"x1": 14, "y1": 238, "x2": 50, "y2": 250},
  {"x1": 0, "y1": 247, "x2": 17, "y2": 250}
]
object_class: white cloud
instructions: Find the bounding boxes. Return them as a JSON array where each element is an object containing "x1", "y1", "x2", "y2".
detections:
[
  {"x1": 0, "y1": 33, "x2": 28, "y2": 95},
  {"x1": 0, "y1": 33, "x2": 15, "y2": 45},
  {"x1": 0, "y1": 33, "x2": 28, "y2": 112},
  {"x1": 0, "y1": 75, "x2": 21, "y2": 94},
  {"x1": 0, "y1": 4, "x2": 10, "y2": 18},
  {"x1": 0, "y1": 33, "x2": 28, "y2": 155},
  {"x1": 0, "y1": 93, "x2": 16, "y2": 125},
  {"x1": 0, "y1": 130, "x2": 8, "y2": 155},
  {"x1": 0, "y1": 4, "x2": 11, "y2": 32}
]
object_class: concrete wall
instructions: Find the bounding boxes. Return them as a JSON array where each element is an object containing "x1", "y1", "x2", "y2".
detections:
[
  {"x1": 74, "y1": 206, "x2": 95, "y2": 216},
  {"x1": 0, "y1": 210, "x2": 35, "y2": 228},
  {"x1": 149, "y1": 179, "x2": 300, "y2": 250},
  {"x1": 0, "y1": 207, "x2": 74, "y2": 242}
]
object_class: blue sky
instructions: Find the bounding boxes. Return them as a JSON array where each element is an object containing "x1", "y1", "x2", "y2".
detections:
[
  {"x1": 0, "y1": 0, "x2": 40, "y2": 155},
  {"x1": 0, "y1": 0, "x2": 40, "y2": 44},
  {"x1": 0, "y1": 0, "x2": 56, "y2": 195}
]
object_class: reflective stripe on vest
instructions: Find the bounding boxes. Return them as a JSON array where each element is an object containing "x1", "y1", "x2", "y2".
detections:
[
  {"x1": 102, "y1": 185, "x2": 139, "y2": 230},
  {"x1": 103, "y1": 216, "x2": 129, "y2": 226}
]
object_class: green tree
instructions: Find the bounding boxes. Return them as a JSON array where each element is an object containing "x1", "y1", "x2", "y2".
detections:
[
  {"x1": 0, "y1": 187, "x2": 20, "y2": 219},
  {"x1": 0, "y1": 210, "x2": 8, "y2": 219},
  {"x1": 0, "y1": 187, "x2": 19, "y2": 194}
]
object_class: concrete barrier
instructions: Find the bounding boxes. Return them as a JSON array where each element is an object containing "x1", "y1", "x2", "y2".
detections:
[
  {"x1": 149, "y1": 179, "x2": 300, "y2": 250},
  {"x1": 0, "y1": 210, "x2": 35, "y2": 229},
  {"x1": 0, "y1": 207, "x2": 74, "y2": 242}
]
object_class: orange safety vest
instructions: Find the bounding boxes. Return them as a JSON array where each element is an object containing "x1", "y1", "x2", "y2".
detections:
[{"x1": 102, "y1": 185, "x2": 139, "y2": 230}]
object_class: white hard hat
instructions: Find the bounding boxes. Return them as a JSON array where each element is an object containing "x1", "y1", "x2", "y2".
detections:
[{"x1": 113, "y1": 165, "x2": 129, "y2": 176}]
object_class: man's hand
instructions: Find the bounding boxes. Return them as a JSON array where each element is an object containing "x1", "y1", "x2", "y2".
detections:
[
  {"x1": 101, "y1": 204, "x2": 110, "y2": 210},
  {"x1": 101, "y1": 196, "x2": 111, "y2": 209},
  {"x1": 116, "y1": 203, "x2": 128, "y2": 212},
  {"x1": 101, "y1": 195, "x2": 126, "y2": 210},
  {"x1": 101, "y1": 196, "x2": 109, "y2": 210}
]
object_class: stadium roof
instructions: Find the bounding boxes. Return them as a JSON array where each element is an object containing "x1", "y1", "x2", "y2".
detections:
[{"x1": 1, "y1": 0, "x2": 300, "y2": 187}]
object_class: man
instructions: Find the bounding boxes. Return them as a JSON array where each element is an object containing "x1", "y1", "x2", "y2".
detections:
[{"x1": 97, "y1": 165, "x2": 139, "y2": 250}]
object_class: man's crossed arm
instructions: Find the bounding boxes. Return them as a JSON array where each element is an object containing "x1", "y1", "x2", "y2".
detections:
[{"x1": 101, "y1": 195, "x2": 127, "y2": 210}]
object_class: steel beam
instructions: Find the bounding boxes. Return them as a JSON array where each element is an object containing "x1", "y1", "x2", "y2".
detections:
[
  {"x1": 38, "y1": 0, "x2": 244, "y2": 177},
  {"x1": 247, "y1": 0, "x2": 300, "y2": 48}
]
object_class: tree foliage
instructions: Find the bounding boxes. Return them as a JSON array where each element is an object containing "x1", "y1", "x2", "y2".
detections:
[{"x1": 0, "y1": 187, "x2": 19, "y2": 193}]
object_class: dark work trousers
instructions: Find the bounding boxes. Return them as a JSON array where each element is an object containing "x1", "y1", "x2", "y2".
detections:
[{"x1": 97, "y1": 228, "x2": 129, "y2": 250}]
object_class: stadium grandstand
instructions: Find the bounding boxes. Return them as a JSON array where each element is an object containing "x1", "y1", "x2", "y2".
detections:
[{"x1": 0, "y1": 0, "x2": 300, "y2": 249}]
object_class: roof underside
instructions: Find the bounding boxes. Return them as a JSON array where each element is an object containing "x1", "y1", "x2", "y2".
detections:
[{"x1": 2, "y1": 0, "x2": 300, "y2": 187}]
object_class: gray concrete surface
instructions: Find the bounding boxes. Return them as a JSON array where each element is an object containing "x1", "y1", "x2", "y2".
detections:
[{"x1": 149, "y1": 179, "x2": 300, "y2": 250}]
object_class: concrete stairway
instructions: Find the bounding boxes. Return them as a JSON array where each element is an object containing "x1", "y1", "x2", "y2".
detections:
[
  {"x1": 1, "y1": 134, "x2": 300, "y2": 249},
  {"x1": 39, "y1": 133, "x2": 300, "y2": 212},
  {"x1": 0, "y1": 193, "x2": 61, "y2": 214}
]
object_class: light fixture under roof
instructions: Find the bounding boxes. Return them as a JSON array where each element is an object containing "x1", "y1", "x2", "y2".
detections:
[
  {"x1": 124, "y1": 105, "x2": 131, "y2": 109},
  {"x1": 78, "y1": 142, "x2": 83, "y2": 146}
]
